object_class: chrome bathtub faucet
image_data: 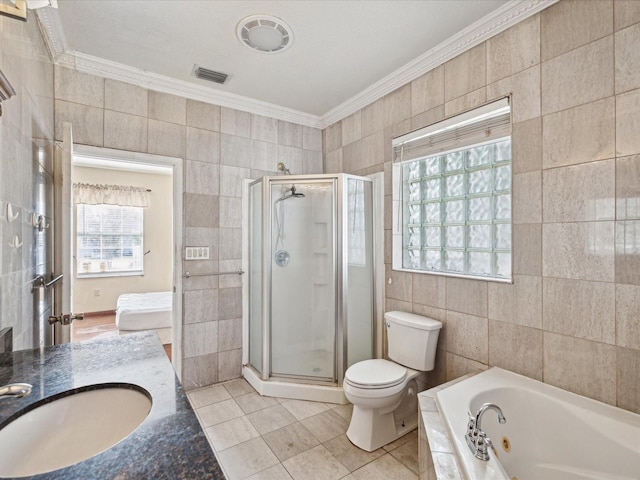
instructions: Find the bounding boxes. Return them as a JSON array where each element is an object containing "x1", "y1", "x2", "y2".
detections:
[
  {"x1": 465, "y1": 403, "x2": 506, "y2": 461},
  {"x1": 0, "y1": 383, "x2": 32, "y2": 399}
]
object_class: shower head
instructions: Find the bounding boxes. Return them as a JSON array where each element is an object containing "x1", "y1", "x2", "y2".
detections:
[
  {"x1": 277, "y1": 185, "x2": 305, "y2": 202},
  {"x1": 290, "y1": 185, "x2": 305, "y2": 198},
  {"x1": 277, "y1": 194, "x2": 304, "y2": 202}
]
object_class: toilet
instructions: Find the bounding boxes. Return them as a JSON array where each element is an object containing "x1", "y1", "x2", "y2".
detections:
[{"x1": 343, "y1": 311, "x2": 442, "y2": 452}]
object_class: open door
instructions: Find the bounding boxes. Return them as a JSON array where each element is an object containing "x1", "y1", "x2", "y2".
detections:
[{"x1": 52, "y1": 122, "x2": 83, "y2": 344}]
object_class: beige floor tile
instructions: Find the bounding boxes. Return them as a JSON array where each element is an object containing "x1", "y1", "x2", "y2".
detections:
[
  {"x1": 236, "y1": 392, "x2": 280, "y2": 414},
  {"x1": 197, "y1": 398, "x2": 244, "y2": 427},
  {"x1": 247, "y1": 404, "x2": 298, "y2": 435},
  {"x1": 331, "y1": 403, "x2": 354, "y2": 421},
  {"x1": 223, "y1": 378, "x2": 255, "y2": 397},
  {"x1": 323, "y1": 434, "x2": 385, "y2": 471},
  {"x1": 262, "y1": 422, "x2": 320, "y2": 462},
  {"x1": 188, "y1": 384, "x2": 231, "y2": 408},
  {"x1": 351, "y1": 453, "x2": 417, "y2": 480},
  {"x1": 206, "y1": 416, "x2": 260, "y2": 452},
  {"x1": 217, "y1": 437, "x2": 279, "y2": 480},
  {"x1": 191, "y1": 388, "x2": 424, "y2": 480},
  {"x1": 387, "y1": 437, "x2": 419, "y2": 475},
  {"x1": 246, "y1": 463, "x2": 293, "y2": 480},
  {"x1": 301, "y1": 409, "x2": 350, "y2": 443},
  {"x1": 383, "y1": 430, "x2": 418, "y2": 452},
  {"x1": 283, "y1": 445, "x2": 350, "y2": 480},
  {"x1": 280, "y1": 399, "x2": 332, "y2": 420}
]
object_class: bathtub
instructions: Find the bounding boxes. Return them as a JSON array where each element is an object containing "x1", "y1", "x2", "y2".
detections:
[{"x1": 435, "y1": 367, "x2": 640, "y2": 480}]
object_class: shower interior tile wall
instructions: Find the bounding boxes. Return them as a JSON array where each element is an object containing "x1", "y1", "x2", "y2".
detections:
[
  {"x1": 0, "y1": 15, "x2": 55, "y2": 351},
  {"x1": 53, "y1": 69, "x2": 323, "y2": 388},
  {"x1": 324, "y1": 0, "x2": 640, "y2": 415}
]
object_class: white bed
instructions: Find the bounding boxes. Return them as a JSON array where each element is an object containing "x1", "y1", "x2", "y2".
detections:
[{"x1": 115, "y1": 291, "x2": 173, "y2": 331}]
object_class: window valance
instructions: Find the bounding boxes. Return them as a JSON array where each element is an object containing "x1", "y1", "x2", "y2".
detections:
[{"x1": 73, "y1": 183, "x2": 150, "y2": 207}]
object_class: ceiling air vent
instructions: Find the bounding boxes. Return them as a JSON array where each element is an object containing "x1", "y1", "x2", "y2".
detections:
[
  {"x1": 192, "y1": 65, "x2": 229, "y2": 85},
  {"x1": 236, "y1": 14, "x2": 294, "y2": 54}
]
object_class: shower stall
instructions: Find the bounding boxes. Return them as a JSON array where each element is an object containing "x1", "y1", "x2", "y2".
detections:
[{"x1": 244, "y1": 173, "x2": 380, "y2": 403}]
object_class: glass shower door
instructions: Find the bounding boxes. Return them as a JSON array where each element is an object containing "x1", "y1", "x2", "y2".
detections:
[
  {"x1": 248, "y1": 180, "x2": 264, "y2": 375},
  {"x1": 345, "y1": 177, "x2": 374, "y2": 369},
  {"x1": 270, "y1": 179, "x2": 336, "y2": 381}
]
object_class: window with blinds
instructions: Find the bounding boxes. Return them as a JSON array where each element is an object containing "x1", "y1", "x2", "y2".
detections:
[
  {"x1": 391, "y1": 98, "x2": 512, "y2": 281},
  {"x1": 76, "y1": 204, "x2": 144, "y2": 277}
]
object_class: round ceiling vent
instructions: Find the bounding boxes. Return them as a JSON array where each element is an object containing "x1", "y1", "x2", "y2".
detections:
[{"x1": 236, "y1": 15, "x2": 293, "y2": 54}]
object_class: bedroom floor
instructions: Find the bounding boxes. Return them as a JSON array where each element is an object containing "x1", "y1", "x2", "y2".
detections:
[
  {"x1": 72, "y1": 312, "x2": 118, "y2": 342},
  {"x1": 72, "y1": 312, "x2": 172, "y2": 360}
]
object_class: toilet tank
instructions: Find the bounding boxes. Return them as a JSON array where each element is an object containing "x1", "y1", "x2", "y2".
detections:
[{"x1": 385, "y1": 311, "x2": 442, "y2": 371}]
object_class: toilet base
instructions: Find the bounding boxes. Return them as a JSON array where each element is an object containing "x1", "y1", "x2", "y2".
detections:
[{"x1": 346, "y1": 405, "x2": 418, "y2": 452}]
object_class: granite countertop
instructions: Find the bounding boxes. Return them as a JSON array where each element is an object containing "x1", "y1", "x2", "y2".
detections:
[{"x1": 0, "y1": 332, "x2": 225, "y2": 479}]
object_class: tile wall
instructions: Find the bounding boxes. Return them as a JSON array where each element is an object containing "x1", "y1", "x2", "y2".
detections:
[
  {"x1": 0, "y1": 14, "x2": 55, "y2": 350},
  {"x1": 4, "y1": 0, "x2": 638, "y2": 410},
  {"x1": 324, "y1": 0, "x2": 640, "y2": 413},
  {"x1": 53, "y1": 71, "x2": 323, "y2": 388}
]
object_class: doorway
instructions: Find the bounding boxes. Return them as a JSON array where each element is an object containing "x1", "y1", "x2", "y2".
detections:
[{"x1": 57, "y1": 140, "x2": 183, "y2": 374}]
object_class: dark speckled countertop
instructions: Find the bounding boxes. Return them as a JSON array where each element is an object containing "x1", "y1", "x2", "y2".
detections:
[{"x1": 0, "y1": 332, "x2": 225, "y2": 479}]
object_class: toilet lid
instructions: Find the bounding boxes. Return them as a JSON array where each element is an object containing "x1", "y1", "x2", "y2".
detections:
[{"x1": 345, "y1": 359, "x2": 407, "y2": 389}]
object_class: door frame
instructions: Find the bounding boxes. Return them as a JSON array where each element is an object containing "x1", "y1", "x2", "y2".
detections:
[{"x1": 69, "y1": 144, "x2": 184, "y2": 378}]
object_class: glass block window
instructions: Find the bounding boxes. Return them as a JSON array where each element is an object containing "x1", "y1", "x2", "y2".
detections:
[
  {"x1": 392, "y1": 98, "x2": 512, "y2": 281},
  {"x1": 76, "y1": 204, "x2": 144, "y2": 277}
]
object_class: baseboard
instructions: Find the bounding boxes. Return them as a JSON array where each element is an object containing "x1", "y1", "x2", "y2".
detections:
[{"x1": 83, "y1": 310, "x2": 116, "y2": 317}]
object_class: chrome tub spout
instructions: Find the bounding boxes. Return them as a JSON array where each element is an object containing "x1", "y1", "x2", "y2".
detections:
[
  {"x1": 475, "y1": 403, "x2": 506, "y2": 431},
  {"x1": 465, "y1": 403, "x2": 506, "y2": 461}
]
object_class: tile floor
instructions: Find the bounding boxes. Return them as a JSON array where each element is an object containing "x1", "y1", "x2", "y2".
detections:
[{"x1": 187, "y1": 378, "x2": 419, "y2": 480}]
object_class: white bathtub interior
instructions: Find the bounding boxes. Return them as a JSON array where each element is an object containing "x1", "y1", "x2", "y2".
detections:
[{"x1": 435, "y1": 367, "x2": 640, "y2": 480}]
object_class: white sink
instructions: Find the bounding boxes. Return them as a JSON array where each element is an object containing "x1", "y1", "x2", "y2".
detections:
[{"x1": 0, "y1": 385, "x2": 152, "y2": 478}]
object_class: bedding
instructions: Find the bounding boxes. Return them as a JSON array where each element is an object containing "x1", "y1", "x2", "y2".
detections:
[{"x1": 115, "y1": 291, "x2": 172, "y2": 331}]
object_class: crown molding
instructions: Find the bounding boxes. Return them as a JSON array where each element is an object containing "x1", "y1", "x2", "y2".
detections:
[
  {"x1": 57, "y1": 50, "x2": 324, "y2": 128},
  {"x1": 37, "y1": 0, "x2": 557, "y2": 130},
  {"x1": 319, "y1": 0, "x2": 558, "y2": 128},
  {"x1": 35, "y1": 7, "x2": 67, "y2": 61}
]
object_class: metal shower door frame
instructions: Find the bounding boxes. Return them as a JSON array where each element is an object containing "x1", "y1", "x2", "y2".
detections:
[{"x1": 248, "y1": 173, "x2": 375, "y2": 387}]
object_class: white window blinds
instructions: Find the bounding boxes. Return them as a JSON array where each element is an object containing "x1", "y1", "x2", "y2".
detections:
[
  {"x1": 392, "y1": 97, "x2": 511, "y2": 163},
  {"x1": 77, "y1": 204, "x2": 144, "y2": 276}
]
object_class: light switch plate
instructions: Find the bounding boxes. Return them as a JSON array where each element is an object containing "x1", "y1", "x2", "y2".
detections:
[{"x1": 185, "y1": 246, "x2": 210, "y2": 260}]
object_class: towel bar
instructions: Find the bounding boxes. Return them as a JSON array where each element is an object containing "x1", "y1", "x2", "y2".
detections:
[{"x1": 184, "y1": 269, "x2": 244, "y2": 278}]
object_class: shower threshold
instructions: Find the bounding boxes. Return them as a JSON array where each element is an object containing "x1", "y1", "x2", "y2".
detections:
[{"x1": 243, "y1": 365, "x2": 348, "y2": 404}]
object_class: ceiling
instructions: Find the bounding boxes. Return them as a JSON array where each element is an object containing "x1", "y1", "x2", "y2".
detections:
[{"x1": 41, "y1": 1, "x2": 548, "y2": 125}]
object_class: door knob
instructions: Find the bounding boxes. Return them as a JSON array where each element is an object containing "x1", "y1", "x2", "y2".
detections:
[{"x1": 48, "y1": 313, "x2": 84, "y2": 325}]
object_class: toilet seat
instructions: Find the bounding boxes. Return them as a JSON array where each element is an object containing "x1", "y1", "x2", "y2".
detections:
[{"x1": 345, "y1": 359, "x2": 407, "y2": 389}]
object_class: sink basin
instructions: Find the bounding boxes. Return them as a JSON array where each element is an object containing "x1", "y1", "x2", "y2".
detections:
[{"x1": 0, "y1": 384, "x2": 152, "y2": 478}]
